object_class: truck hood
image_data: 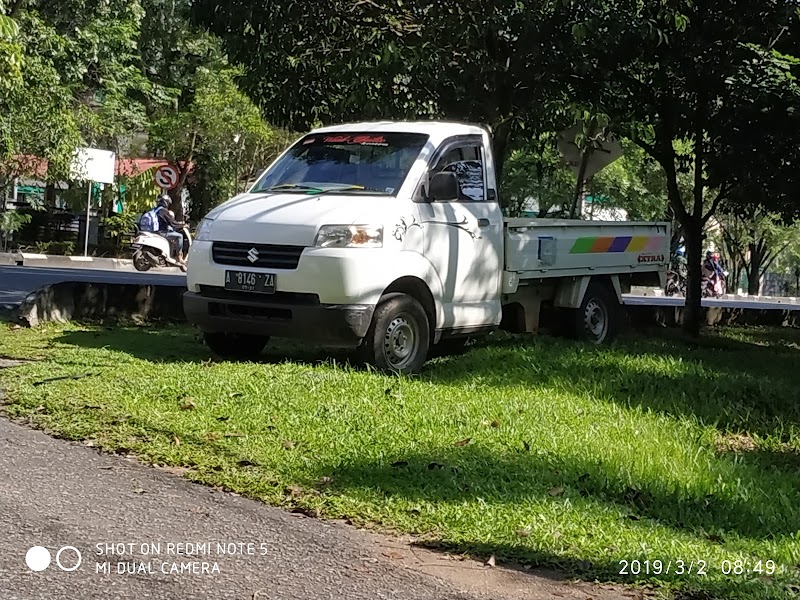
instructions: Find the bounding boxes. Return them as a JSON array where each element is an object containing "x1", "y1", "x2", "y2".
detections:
[{"x1": 205, "y1": 192, "x2": 393, "y2": 246}]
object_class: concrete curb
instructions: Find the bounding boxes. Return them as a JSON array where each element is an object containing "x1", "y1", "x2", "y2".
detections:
[
  {"x1": 0, "y1": 252, "x2": 21, "y2": 266},
  {"x1": 16, "y1": 253, "x2": 134, "y2": 270},
  {"x1": 626, "y1": 304, "x2": 800, "y2": 329},
  {"x1": 3, "y1": 252, "x2": 181, "y2": 273}
]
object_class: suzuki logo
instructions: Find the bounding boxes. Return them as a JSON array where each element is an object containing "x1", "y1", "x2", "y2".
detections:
[{"x1": 247, "y1": 248, "x2": 259, "y2": 263}]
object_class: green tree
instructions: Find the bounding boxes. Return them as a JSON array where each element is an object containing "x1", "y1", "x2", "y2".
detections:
[
  {"x1": 501, "y1": 135, "x2": 576, "y2": 218},
  {"x1": 0, "y1": 3, "x2": 23, "y2": 97},
  {"x1": 0, "y1": 209, "x2": 30, "y2": 251},
  {"x1": 190, "y1": 0, "x2": 586, "y2": 177},
  {"x1": 717, "y1": 207, "x2": 800, "y2": 296},
  {"x1": 148, "y1": 67, "x2": 281, "y2": 220},
  {"x1": 0, "y1": 10, "x2": 83, "y2": 203},
  {"x1": 577, "y1": 0, "x2": 800, "y2": 334}
]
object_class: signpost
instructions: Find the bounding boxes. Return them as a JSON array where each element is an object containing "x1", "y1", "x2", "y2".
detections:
[
  {"x1": 557, "y1": 125, "x2": 623, "y2": 219},
  {"x1": 154, "y1": 165, "x2": 179, "y2": 191},
  {"x1": 70, "y1": 148, "x2": 116, "y2": 257}
]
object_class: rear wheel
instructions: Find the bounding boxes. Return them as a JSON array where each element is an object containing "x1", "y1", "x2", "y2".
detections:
[
  {"x1": 203, "y1": 332, "x2": 269, "y2": 359},
  {"x1": 360, "y1": 293, "x2": 430, "y2": 375},
  {"x1": 569, "y1": 281, "x2": 619, "y2": 345},
  {"x1": 132, "y1": 250, "x2": 151, "y2": 272}
]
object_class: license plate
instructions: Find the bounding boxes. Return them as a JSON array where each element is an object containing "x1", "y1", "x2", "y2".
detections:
[{"x1": 224, "y1": 271, "x2": 275, "y2": 294}]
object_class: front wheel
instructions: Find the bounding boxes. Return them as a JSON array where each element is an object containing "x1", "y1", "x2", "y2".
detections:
[
  {"x1": 569, "y1": 282, "x2": 619, "y2": 345},
  {"x1": 132, "y1": 250, "x2": 151, "y2": 272},
  {"x1": 359, "y1": 293, "x2": 430, "y2": 375},
  {"x1": 203, "y1": 332, "x2": 269, "y2": 360}
]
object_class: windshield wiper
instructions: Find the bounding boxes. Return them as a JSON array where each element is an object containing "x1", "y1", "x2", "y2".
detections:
[
  {"x1": 308, "y1": 185, "x2": 389, "y2": 195},
  {"x1": 262, "y1": 183, "x2": 386, "y2": 195},
  {"x1": 262, "y1": 183, "x2": 325, "y2": 193}
]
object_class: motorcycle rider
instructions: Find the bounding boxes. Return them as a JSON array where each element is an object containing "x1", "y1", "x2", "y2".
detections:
[
  {"x1": 671, "y1": 248, "x2": 688, "y2": 279},
  {"x1": 702, "y1": 250, "x2": 725, "y2": 296},
  {"x1": 154, "y1": 194, "x2": 186, "y2": 264}
]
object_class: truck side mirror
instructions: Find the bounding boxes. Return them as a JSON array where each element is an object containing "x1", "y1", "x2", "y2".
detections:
[{"x1": 429, "y1": 171, "x2": 459, "y2": 202}]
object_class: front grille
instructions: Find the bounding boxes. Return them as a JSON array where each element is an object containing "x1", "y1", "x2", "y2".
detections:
[{"x1": 212, "y1": 241, "x2": 305, "y2": 270}]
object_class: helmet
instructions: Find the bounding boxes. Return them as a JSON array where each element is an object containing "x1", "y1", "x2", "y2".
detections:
[
  {"x1": 157, "y1": 194, "x2": 171, "y2": 208},
  {"x1": 706, "y1": 250, "x2": 713, "y2": 258}
]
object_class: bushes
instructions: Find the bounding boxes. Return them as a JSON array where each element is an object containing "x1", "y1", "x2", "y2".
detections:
[{"x1": 33, "y1": 240, "x2": 75, "y2": 255}]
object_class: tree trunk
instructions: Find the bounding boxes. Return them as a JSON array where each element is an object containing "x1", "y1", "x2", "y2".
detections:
[
  {"x1": 683, "y1": 220, "x2": 704, "y2": 336},
  {"x1": 490, "y1": 119, "x2": 512, "y2": 191},
  {"x1": 747, "y1": 241, "x2": 762, "y2": 295}
]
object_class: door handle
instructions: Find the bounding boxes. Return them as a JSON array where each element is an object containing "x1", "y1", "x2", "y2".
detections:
[{"x1": 478, "y1": 218, "x2": 491, "y2": 227}]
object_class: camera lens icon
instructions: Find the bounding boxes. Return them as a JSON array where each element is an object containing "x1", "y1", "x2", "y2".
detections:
[{"x1": 25, "y1": 546, "x2": 82, "y2": 572}]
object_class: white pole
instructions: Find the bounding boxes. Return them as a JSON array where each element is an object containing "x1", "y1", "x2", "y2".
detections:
[{"x1": 84, "y1": 181, "x2": 92, "y2": 256}]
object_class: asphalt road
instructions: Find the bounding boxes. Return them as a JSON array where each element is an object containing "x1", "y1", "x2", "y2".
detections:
[
  {"x1": 0, "y1": 414, "x2": 628, "y2": 600},
  {"x1": 0, "y1": 266, "x2": 186, "y2": 306}
]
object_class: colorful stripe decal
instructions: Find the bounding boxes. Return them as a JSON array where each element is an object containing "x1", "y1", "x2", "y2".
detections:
[{"x1": 570, "y1": 236, "x2": 662, "y2": 254}]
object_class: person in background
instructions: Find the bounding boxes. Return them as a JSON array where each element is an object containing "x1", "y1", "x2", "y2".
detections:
[
  {"x1": 154, "y1": 194, "x2": 186, "y2": 264},
  {"x1": 671, "y1": 248, "x2": 688, "y2": 280},
  {"x1": 702, "y1": 250, "x2": 726, "y2": 295}
]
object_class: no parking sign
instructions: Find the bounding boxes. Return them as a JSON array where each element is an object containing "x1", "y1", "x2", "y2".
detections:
[{"x1": 154, "y1": 165, "x2": 179, "y2": 190}]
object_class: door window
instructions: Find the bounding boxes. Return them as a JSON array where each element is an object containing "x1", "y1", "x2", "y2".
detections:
[{"x1": 433, "y1": 144, "x2": 485, "y2": 202}]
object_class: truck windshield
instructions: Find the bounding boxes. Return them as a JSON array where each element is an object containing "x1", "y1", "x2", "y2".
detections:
[{"x1": 250, "y1": 132, "x2": 428, "y2": 195}]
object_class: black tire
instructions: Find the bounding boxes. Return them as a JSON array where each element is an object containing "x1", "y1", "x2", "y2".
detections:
[
  {"x1": 132, "y1": 250, "x2": 151, "y2": 272},
  {"x1": 203, "y1": 332, "x2": 269, "y2": 360},
  {"x1": 360, "y1": 293, "x2": 430, "y2": 375},
  {"x1": 569, "y1": 281, "x2": 619, "y2": 345}
]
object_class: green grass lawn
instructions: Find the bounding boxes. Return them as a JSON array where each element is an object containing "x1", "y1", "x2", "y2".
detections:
[{"x1": 1, "y1": 323, "x2": 799, "y2": 599}]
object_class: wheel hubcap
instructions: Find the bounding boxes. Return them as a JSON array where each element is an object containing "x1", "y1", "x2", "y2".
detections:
[
  {"x1": 584, "y1": 299, "x2": 608, "y2": 342},
  {"x1": 384, "y1": 314, "x2": 419, "y2": 370}
]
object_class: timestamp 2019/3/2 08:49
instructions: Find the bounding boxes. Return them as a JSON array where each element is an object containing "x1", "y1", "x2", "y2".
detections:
[{"x1": 618, "y1": 559, "x2": 779, "y2": 577}]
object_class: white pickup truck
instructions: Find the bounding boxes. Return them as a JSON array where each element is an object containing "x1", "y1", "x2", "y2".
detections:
[{"x1": 184, "y1": 121, "x2": 669, "y2": 373}]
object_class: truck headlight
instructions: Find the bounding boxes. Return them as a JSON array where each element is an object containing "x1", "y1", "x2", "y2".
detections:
[
  {"x1": 195, "y1": 218, "x2": 214, "y2": 241},
  {"x1": 314, "y1": 225, "x2": 383, "y2": 248}
]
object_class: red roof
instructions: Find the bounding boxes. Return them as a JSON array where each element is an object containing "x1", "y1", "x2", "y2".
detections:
[
  {"x1": 116, "y1": 158, "x2": 170, "y2": 178},
  {"x1": 12, "y1": 155, "x2": 193, "y2": 180}
]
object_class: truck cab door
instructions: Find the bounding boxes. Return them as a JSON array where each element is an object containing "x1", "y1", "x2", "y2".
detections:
[{"x1": 417, "y1": 134, "x2": 503, "y2": 330}]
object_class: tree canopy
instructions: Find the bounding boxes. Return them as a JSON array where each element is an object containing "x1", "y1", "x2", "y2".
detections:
[{"x1": 3, "y1": 0, "x2": 800, "y2": 333}]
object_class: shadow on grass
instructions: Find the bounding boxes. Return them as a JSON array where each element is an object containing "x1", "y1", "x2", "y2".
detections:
[
  {"x1": 54, "y1": 326, "x2": 353, "y2": 368},
  {"x1": 326, "y1": 446, "x2": 800, "y2": 542},
  {"x1": 55, "y1": 325, "x2": 800, "y2": 440},
  {"x1": 430, "y1": 329, "x2": 800, "y2": 442},
  {"x1": 324, "y1": 447, "x2": 799, "y2": 598}
]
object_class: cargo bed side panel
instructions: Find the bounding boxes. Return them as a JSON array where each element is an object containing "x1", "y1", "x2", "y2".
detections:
[{"x1": 504, "y1": 219, "x2": 670, "y2": 275}]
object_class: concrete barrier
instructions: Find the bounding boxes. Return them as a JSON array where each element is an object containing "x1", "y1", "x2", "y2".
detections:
[
  {"x1": 0, "y1": 252, "x2": 20, "y2": 266},
  {"x1": 12, "y1": 279, "x2": 800, "y2": 337},
  {"x1": 17, "y1": 253, "x2": 136, "y2": 271},
  {"x1": 626, "y1": 304, "x2": 800, "y2": 329},
  {"x1": 3, "y1": 252, "x2": 181, "y2": 273},
  {"x1": 16, "y1": 281, "x2": 186, "y2": 327}
]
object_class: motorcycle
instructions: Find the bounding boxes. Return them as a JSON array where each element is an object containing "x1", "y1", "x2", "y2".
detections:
[
  {"x1": 702, "y1": 271, "x2": 726, "y2": 298},
  {"x1": 131, "y1": 225, "x2": 191, "y2": 273},
  {"x1": 665, "y1": 256, "x2": 688, "y2": 297},
  {"x1": 665, "y1": 269, "x2": 687, "y2": 297}
]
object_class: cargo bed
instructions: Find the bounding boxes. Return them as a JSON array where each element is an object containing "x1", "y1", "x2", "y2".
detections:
[{"x1": 503, "y1": 218, "x2": 671, "y2": 279}]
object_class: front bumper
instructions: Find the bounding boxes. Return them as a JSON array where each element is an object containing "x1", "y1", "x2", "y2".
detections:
[{"x1": 183, "y1": 287, "x2": 374, "y2": 348}]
